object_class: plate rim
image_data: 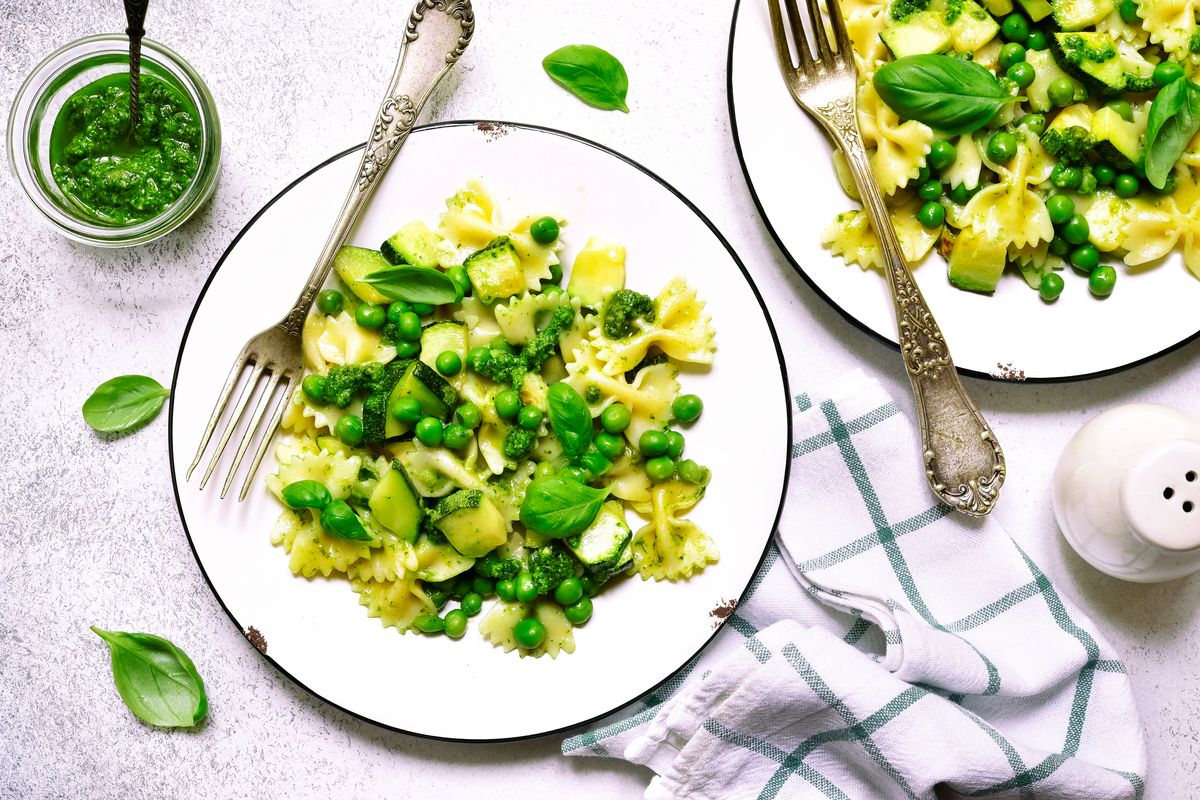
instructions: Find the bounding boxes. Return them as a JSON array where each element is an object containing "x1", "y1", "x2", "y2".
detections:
[
  {"x1": 725, "y1": 0, "x2": 1200, "y2": 384},
  {"x1": 167, "y1": 119, "x2": 794, "y2": 743}
]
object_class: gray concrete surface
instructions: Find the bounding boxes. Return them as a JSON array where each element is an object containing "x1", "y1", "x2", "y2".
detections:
[{"x1": 1, "y1": 0, "x2": 1196, "y2": 797}]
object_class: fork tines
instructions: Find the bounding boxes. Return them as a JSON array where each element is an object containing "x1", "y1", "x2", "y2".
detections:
[{"x1": 769, "y1": 0, "x2": 854, "y2": 77}]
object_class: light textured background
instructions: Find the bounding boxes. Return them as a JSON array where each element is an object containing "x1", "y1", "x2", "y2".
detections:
[{"x1": 1, "y1": 0, "x2": 1197, "y2": 797}]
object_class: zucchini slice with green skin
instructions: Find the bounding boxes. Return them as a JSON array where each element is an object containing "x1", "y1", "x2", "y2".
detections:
[
  {"x1": 361, "y1": 359, "x2": 413, "y2": 443},
  {"x1": 431, "y1": 489, "x2": 508, "y2": 558},
  {"x1": 368, "y1": 460, "x2": 424, "y2": 543},
  {"x1": 564, "y1": 501, "x2": 632, "y2": 574},
  {"x1": 945, "y1": 0, "x2": 999, "y2": 52},
  {"x1": 333, "y1": 246, "x2": 392, "y2": 304},
  {"x1": 387, "y1": 360, "x2": 457, "y2": 425},
  {"x1": 1050, "y1": 32, "x2": 1155, "y2": 94},
  {"x1": 380, "y1": 220, "x2": 442, "y2": 267},
  {"x1": 464, "y1": 237, "x2": 525, "y2": 304},
  {"x1": 880, "y1": 12, "x2": 954, "y2": 58},
  {"x1": 419, "y1": 321, "x2": 468, "y2": 372},
  {"x1": 1091, "y1": 106, "x2": 1141, "y2": 170},
  {"x1": 1052, "y1": 0, "x2": 1114, "y2": 30},
  {"x1": 1016, "y1": 0, "x2": 1053, "y2": 21}
]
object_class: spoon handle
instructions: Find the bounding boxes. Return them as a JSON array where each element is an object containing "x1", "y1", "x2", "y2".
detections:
[{"x1": 124, "y1": 0, "x2": 149, "y2": 130}]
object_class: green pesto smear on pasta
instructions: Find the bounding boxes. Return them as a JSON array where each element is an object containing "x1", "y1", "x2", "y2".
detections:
[
  {"x1": 265, "y1": 182, "x2": 718, "y2": 657},
  {"x1": 823, "y1": 0, "x2": 1200, "y2": 302}
]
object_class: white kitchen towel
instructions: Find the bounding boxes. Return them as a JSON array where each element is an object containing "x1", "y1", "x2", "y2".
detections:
[{"x1": 564, "y1": 370, "x2": 1146, "y2": 800}]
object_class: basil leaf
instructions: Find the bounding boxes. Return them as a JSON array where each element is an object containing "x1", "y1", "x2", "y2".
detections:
[
  {"x1": 546, "y1": 382, "x2": 593, "y2": 459},
  {"x1": 362, "y1": 266, "x2": 458, "y2": 305},
  {"x1": 320, "y1": 499, "x2": 372, "y2": 541},
  {"x1": 873, "y1": 55, "x2": 1009, "y2": 135},
  {"x1": 1143, "y1": 78, "x2": 1200, "y2": 189},
  {"x1": 519, "y1": 475, "x2": 607, "y2": 538},
  {"x1": 91, "y1": 627, "x2": 207, "y2": 728},
  {"x1": 542, "y1": 45, "x2": 630, "y2": 112},
  {"x1": 82, "y1": 375, "x2": 170, "y2": 434},
  {"x1": 281, "y1": 480, "x2": 332, "y2": 510}
]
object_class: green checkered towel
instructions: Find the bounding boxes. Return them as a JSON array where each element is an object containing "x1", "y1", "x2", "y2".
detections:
[{"x1": 564, "y1": 370, "x2": 1146, "y2": 799}]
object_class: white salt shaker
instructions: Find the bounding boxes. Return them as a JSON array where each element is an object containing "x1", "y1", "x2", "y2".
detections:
[{"x1": 1053, "y1": 403, "x2": 1200, "y2": 582}]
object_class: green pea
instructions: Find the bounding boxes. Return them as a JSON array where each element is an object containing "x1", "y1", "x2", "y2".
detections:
[
  {"x1": 1089, "y1": 264, "x2": 1117, "y2": 296},
  {"x1": 639, "y1": 429, "x2": 670, "y2": 458},
  {"x1": 1005, "y1": 61, "x2": 1035, "y2": 89},
  {"x1": 672, "y1": 394, "x2": 703, "y2": 423},
  {"x1": 316, "y1": 289, "x2": 343, "y2": 316},
  {"x1": 447, "y1": 266, "x2": 471, "y2": 299},
  {"x1": 564, "y1": 597, "x2": 593, "y2": 626},
  {"x1": 1038, "y1": 272, "x2": 1065, "y2": 301},
  {"x1": 579, "y1": 575, "x2": 599, "y2": 597},
  {"x1": 601, "y1": 402, "x2": 632, "y2": 433},
  {"x1": 387, "y1": 301, "x2": 411, "y2": 323},
  {"x1": 414, "y1": 614, "x2": 444, "y2": 634},
  {"x1": 391, "y1": 397, "x2": 423, "y2": 424},
  {"x1": 1001, "y1": 13, "x2": 1029, "y2": 42},
  {"x1": 1094, "y1": 163, "x2": 1116, "y2": 185},
  {"x1": 1118, "y1": 0, "x2": 1139, "y2": 23},
  {"x1": 352, "y1": 304, "x2": 382, "y2": 330},
  {"x1": 915, "y1": 165, "x2": 932, "y2": 183},
  {"x1": 443, "y1": 423, "x2": 471, "y2": 450},
  {"x1": 542, "y1": 283, "x2": 565, "y2": 296},
  {"x1": 580, "y1": 448, "x2": 613, "y2": 477},
  {"x1": 1113, "y1": 173, "x2": 1140, "y2": 198},
  {"x1": 1046, "y1": 194, "x2": 1075, "y2": 226},
  {"x1": 544, "y1": 261, "x2": 564, "y2": 286},
  {"x1": 396, "y1": 340, "x2": 421, "y2": 359},
  {"x1": 517, "y1": 405, "x2": 544, "y2": 431},
  {"x1": 1105, "y1": 98, "x2": 1133, "y2": 122},
  {"x1": 427, "y1": 590, "x2": 449, "y2": 610},
  {"x1": 397, "y1": 311, "x2": 422, "y2": 341},
  {"x1": 515, "y1": 571, "x2": 538, "y2": 603},
  {"x1": 302, "y1": 373, "x2": 326, "y2": 402},
  {"x1": 495, "y1": 579, "x2": 517, "y2": 602},
  {"x1": 455, "y1": 403, "x2": 482, "y2": 429},
  {"x1": 494, "y1": 389, "x2": 521, "y2": 420},
  {"x1": 443, "y1": 608, "x2": 467, "y2": 639},
  {"x1": 514, "y1": 617, "x2": 546, "y2": 649},
  {"x1": 554, "y1": 577, "x2": 584, "y2": 606},
  {"x1": 594, "y1": 431, "x2": 626, "y2": 460},
  {"x1": 1062, "y1": 214, "x2": 1090, "y2": 245},
  {"x1": 927, "y1": 140, "x2": 957, "y2": 171},
  {"x1": 677, "y1": 459, "x2": 710, "y2": 485},
  {"x1": 415, "y1": 417, "x2": 444, "y2": 447},
  {"x1": 917, "y1": 179, "x2": 943, "y2": 201},
  {"x1": 1049, "y1": 236, "x2": 1071, "y2": 257},
  {"x1": 1018, "y1": 113, "x2": 1046, "y2": 135},
  {"x1": 461, "y1": 592, "x2": 484, "y2": 616},
  {"x1": 472, "y1": 576, "x2": 494, "y2": 596},
  {"x1": 1051, "y1": 163, "x2": 1083, "y2": 190},
  {"x1": 999, "y1": 42, "x2": 1026, "y2": 70},
  {"x1": 1047, "y1": 76, "x2": 1076, "y2": 107},
  {"x1": 1025, "y1": 29, "x2": 1047, "y2": 50},
  {"x1": 335, "y1": 414, "x2": 364, "y2": 446},
  {"x1": 530, "y1": 216, "x2": 560, "y2": 244},
  {"x1": 411, "y1": 302, "x2": 434, "y2": 316},
  {"x1": 435, "y1": 350, "x2": 462, "y2": 376},
  {"x1": 947, "y1": 183, "x2": 978, "y2": 205},
  {"x1": 467, "y1": 346, "x2": 493, "y2": 372},
  {"x1": 646, "y1": 456, "x2": 676, "y2": 483},
  {"x1": 917, "y1": 201, "x2": 945, "y2": 229},
  {"x1": 1070, "y1": 244, "x2": 1100, "y2": 273},
  {"x1": 534, "y1": 461, "x2": 556, "y2": 479},
  {"x1": 560, "y1": 465, "x2": 589, "y2": 483},
  {"x1": 1153, "y1": 61, "x2": 1185, "y2": 87},
  {"x1": 665, "y1": 430, "x2": 686, "y2": 459},
  {"x1": 490, "y1": 338, "x2": 516, "y2": 355}
]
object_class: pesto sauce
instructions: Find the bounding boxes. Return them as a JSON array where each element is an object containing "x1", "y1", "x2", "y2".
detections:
[{"x1": 49, "y1": 73, "x2": 201, "y2": 225}]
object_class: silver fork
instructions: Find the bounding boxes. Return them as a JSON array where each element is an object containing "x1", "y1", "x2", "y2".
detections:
[
  {"x1": 767, "y1": 0, "x2": 1006, "y2": 516},
  {"x1": 186, "y1": 0, "x2": 475, "y2": 500}
]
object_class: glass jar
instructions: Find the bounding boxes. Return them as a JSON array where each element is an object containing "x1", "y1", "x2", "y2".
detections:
[{"x1": 8, "y1": 34, "x2": 221, "y2": 247}]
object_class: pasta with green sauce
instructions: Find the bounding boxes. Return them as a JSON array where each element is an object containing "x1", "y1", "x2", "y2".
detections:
[
  {"x1": 822, "y1": 0, "x2": 1200, "y2": 301},
  {"x1": 266, "y1": 183, "x2": 718, "y2": 657}
]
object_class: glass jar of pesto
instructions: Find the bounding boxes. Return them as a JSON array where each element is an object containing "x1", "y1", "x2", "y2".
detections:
[{"x1": 9, "y1": 35, "x2": 220, "y2": 247}]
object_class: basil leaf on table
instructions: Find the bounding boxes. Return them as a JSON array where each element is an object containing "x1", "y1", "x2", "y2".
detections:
[
  {"x1": 520, "y1": 475, "x2": 608, "y2": 538},
  {"x1": 873, "y1": 55, "x2": 1009, "y2": 135},
  {"x1": 82, "y1": 375, "x2": 170, "y2": 434},
  {"x1": 281, "y1": 480, "x2": 332, "y2": 510},
  {"x1": 362, "y1": 266, "x2": 458, "y2": 305},
  {"x1": 1143, "y1": 78, "x2": 1200, "y2": 190},
  {"x1": 91, "y1": 628, "x2": 207, "y2": 728},
  {"x1": 320, "y1": 499, "x2": 373, "y2": 541},
  {"x1": 542, "y1": 44, "x2": 630, "y2": 112},
  {"x1": 546, "y1": 382, "x2": 593, "y2": 459}
]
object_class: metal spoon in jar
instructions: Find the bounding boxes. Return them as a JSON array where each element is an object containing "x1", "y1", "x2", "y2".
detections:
[{"x1": 123, "y1": 0, "x2": 149, "y2": 133}]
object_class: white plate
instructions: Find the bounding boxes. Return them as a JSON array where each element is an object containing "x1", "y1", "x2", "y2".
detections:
[
  {"x1": 728, "y1": 0, "x2": 1200, "y2": 381},
  {"x1": 169, "y1": 122, "x2": 790, "y2": 741}
]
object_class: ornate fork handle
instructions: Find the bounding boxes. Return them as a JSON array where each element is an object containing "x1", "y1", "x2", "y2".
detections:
[
  {"x1": 814, "y1": 100, "x2": 1006, "y2": 516},
  {"x1": 276, "y1": 0, "x2": 475, "y2": 339}
]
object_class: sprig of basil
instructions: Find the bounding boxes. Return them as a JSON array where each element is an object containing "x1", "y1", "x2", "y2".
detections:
[
  {"x1": 519, "y1": 475, "x2": 607, "y2": 537},
  {"x1": 320, "y1": 499, "x2": 372, "y2": 541},
  {"x1": 542, "y1": 45, "x2": 630, "y2": 113},
  {"x1": 91, "y1": 627, "x2": 207, "y2": 728},
  {"x1": 282, "y1": 480, "x2": 332, "y2": 510},
  {"x1": 363, "y1": 266, "x2": 458, "y2": 305},
  {"x1": 1143, "y1": 77, "x2": 1200, "y2": 189},
  {"x1": 546, "y1": 382, "x2": 593, "y2": 459},
  {"x1": 873, "y1": 55, "x2": 1009, "y2": 135},
  {"x1": 83, "y1": 375, "x2": 170, "y2": 434}
]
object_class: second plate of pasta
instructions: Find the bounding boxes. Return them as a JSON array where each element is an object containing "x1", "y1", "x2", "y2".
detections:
[{"x1": 169, "y1": 122, "x2": 789, "y2": 741}]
